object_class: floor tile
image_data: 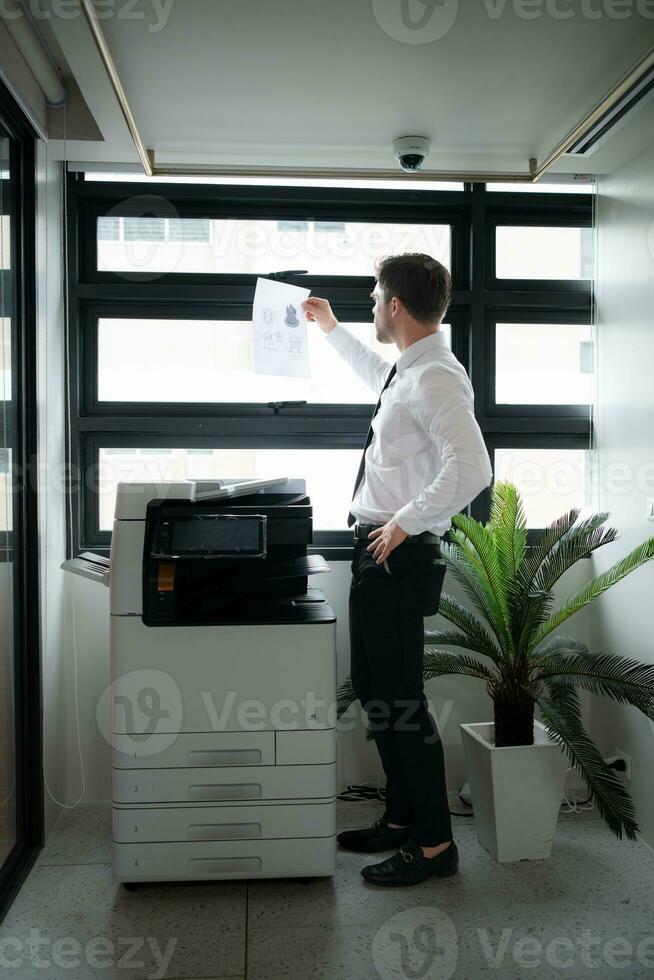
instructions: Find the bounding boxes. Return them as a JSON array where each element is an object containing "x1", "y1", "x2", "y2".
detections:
[
  {"x1": 36, "y1": 802, "x2": 112, "y2": 866},
  {"x1": 246, "y1": 922, "x2": 386, "y2": 980},
  {"x1": 0, "y1": 863, "x2": 246, "y2": 978}
]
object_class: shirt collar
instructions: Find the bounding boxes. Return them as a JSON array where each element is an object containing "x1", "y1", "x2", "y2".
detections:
[{"x1": 395, "y1": 330, "x2": 447, "y2": 374}]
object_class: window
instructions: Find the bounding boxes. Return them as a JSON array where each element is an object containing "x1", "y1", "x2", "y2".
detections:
[
  {"x1": 495, "y1": 321, "x2": 593, "y2": 405},
  {"x1": 0, "y1": 79, "x2": 44, "y2": 911},
  {"x1": 96, "y1": 215, "x2": 451, "y2": 277},
  {"x1": 84, "y1": 172, "x2": 465, "y2": 191},
  {"x1": 496, "y1": 225, "x2": 594, "y2": 280},
  {"x1": 486, "y1": 181, "x2": 594, "y2": 194},
  {"x1": 96, "y1": 317, "x2": 451, "y2": 405},
  {"x1": 494, "y1": 447, "x2": 590, "y2": 528},
  {"x1": 97, "y1": 447, "x2": 359, "y2": 532},
  {"x1": 68, "y1": 178, "x2": 593, "y2": 554}
]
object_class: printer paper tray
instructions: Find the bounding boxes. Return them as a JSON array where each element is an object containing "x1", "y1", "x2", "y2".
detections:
[
  {"x1": 186, "y1": 553, "x2": 330, "y2": 587},
  {"x1": 113, "y1": 800, "x2": 335, "y2": 843},
  {"x1": 113, "y1": 762, "x2": 336, "y2": 804},
  {"x1": 113, "y1": 836, "x2": 336, "y2": 881}
]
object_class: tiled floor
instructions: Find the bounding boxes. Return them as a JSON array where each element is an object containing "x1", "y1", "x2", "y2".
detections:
[{"x1": 1, "y1": 800, "x2": 653, "y2": 979}]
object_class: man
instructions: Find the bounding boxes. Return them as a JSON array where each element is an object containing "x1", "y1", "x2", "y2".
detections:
[{"x1": 302, "y1": 253, "x2": 492, "y2": 887}]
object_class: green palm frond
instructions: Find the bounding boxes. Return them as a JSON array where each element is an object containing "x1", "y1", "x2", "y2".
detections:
[
  {"x1": 424, "y1": 628, "x2": 483, "y2": 649},
  {"x1": 532, "y1": 515, "x2": 618, "y2": 595},
  {"x1": 537, "y1": 683, "x2": 638, "y2": 840},
  {"x1": 517, "y1": 507, "x2": 581, "y2": 596},
  {"x1": 488, "y1": 481, "x2": 527, "y2": 603},
  {"x1": 451, "y1": 514, "x2": 512, "y2": 630},
  {"x1": 515, "y1": 515, "x2": 615, "y2": 653},
  {"x1": 446, "y1": 535, "x2": 513, "y2": 655},
  {"x1": 535, "y1": 652, "x2": 654, "y2": 716},
  {"x1": 435, "y1": 593, "x2": 504, "y2": 664},
  {"x1": 425, "y1": 593, "x2": 504, "y2": 664},
  {"x1": 532, "y1": 537, "x2": 654, "y2": 649},
  {"x1": 423, "y1": 649, "x2": 496, "y2": 684},
  {"x1": 532, "y1": 634, "x2": 590, "y2": 659},
  {"x1": 442, "y1": 547, "x2": 512, "y2": 653},
  {"x1": 516, "y1": 589, "x2": 555, "y2": 656}
]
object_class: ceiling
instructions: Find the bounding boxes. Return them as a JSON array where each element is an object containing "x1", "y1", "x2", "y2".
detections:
[{"x1": 34, "y1": 0, "x2": 654, "y2": 178}]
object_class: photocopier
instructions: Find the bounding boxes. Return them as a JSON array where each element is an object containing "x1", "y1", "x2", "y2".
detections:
[{"x1": 65, "y1": 478, "x2": 338, "y2": 885}]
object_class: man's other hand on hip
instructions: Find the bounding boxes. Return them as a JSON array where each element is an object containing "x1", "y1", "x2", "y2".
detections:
[{"x1": 367, "y1": 519, "x2": 408, "y2": 564}]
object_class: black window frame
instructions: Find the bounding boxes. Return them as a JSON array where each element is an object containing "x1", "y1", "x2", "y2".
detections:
[
  {"x1": 66, "y1": 177, "x2": 593, "y2": 559},
  {"x1": 0, "y1": 80, "x2": 43, "y2": 921}
]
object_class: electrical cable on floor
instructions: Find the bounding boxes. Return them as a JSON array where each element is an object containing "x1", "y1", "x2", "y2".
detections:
[
  {"x1": 337, "y1": 782, "x2": 386, "y2": 802},
  {"x1": 338, "y1": 778, "x2": 595, "y2": 818},
  {"x1": 455, "y1": 793, "x2": 474, "y2": 816},
  {"x1": 337, "y1": 782, "x2": 475, "y2": 817},
  {"x1": 560, "y1": 766, "x2": 594, "y2": 814}
]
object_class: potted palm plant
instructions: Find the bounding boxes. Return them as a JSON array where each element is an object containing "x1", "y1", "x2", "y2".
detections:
[{"x1": 337, "y1": 483, "x2": 654, "y2": 863}]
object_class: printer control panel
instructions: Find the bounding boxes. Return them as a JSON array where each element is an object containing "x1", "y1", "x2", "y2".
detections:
[{"x1": 151, "y1": 513, "x2": 268, "y2": 559}]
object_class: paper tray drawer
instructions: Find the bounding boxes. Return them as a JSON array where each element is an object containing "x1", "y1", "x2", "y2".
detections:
[
  {"x1": 113, "y1": 763, "x2": 336, "y2": 804},
  {"x1": 114, "y1": 836, "x2": 336, "y2": 881},
  {"x1": 276, "y1": 729, "x2": 336, "y2": 765},
  {"x1": 113, "y1": 801, "x2": 335, "y2": 843},
  {"x1": 113, "y1": 731, "x2": 275, "y2": 769}
]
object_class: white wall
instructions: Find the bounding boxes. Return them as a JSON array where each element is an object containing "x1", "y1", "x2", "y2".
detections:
[
  {"x1": 63, "y1": 554, "x2": 594, "y2": 804},
  {"x1": 590, "y1": 136, "x2": 654, "y2": 847},
  {"x1": 36, "y1": 144, "x2": 69, "y2": 836}
]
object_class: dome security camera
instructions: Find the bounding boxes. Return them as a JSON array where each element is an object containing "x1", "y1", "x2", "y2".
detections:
[{"x1": 393, "y1": 136, "x2": 432, "y2": 173}]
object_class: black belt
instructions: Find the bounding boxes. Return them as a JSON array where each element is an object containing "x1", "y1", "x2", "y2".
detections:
[{"x1": 353, "y1": 523, "x2": 441, "y2": 545}]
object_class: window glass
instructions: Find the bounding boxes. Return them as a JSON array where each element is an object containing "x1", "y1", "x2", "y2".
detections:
[
  {"x1": 0, "y1": 316, "x2": 9, "y2": 401},
  {"x1": 496, "y1": 226, "x2": 593, "y2": 280},
  {"x1": 97, "y1": 318, "x2": 451, "y2": 404},
  {"x1": 86, "y1": 172, "x2": 464, "y2": 191},
  {"x1": 98, "y1": 447, "x2": 360, "y2": 531},
  {"x1": 0, "y1": 134, "x2": 16, "y2": 863},
  {"x1": 495, "y1": 322, "x2": 593, "y2": 405},
  {"x1": 494, "y1": 448, "x2": 589, "y2": 528},
  {"x1": 97, "y1": 217, "x2": 451, "y2": 277},
  {"x1": 487, "y1": 182, "x2": 594, "y2": 194},
  {"x1": 0, "y1": 447, "x2": 10, "y2": 532}
]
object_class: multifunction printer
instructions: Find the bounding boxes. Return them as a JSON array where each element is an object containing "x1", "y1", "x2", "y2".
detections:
[{"x1": 67, "y1": 478, "x2": 338, "y2": 885}]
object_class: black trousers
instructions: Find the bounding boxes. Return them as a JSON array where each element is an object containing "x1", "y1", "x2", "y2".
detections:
[{"x1": 349, "y1": 538, "x2": 452, "y2": 847}]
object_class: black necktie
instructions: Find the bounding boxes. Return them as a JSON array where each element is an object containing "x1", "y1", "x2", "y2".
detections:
[{"x1": 347, "y1": 364, "x2": 397, "y2": 527}]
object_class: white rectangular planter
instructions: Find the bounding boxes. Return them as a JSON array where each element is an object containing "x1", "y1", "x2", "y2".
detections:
[{"x1": 461, "y1": 720, "x2": 568, "y2": 863}]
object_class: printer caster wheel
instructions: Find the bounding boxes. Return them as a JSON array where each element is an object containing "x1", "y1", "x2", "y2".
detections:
[{"x1": 123, "y1": 882, "x2": 142, "y2": 892}]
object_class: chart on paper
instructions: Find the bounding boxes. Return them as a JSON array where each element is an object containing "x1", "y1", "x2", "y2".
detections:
[{"x1": 252, "y1": 277, "x2": 311, "y2": 378}]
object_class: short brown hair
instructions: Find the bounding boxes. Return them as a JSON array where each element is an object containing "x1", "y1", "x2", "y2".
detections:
[{"x1": 375, "y1": 253, "x2": 451, "y2": 324}]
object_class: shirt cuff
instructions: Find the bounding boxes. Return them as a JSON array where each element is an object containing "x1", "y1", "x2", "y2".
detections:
[{"x1": 393, "y1": 503, "x2": 428, "y2": 537}]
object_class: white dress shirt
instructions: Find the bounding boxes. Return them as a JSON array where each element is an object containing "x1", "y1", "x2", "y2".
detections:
[{"x1": 326, "y1": 323, "x2": 493, "y2": 536}]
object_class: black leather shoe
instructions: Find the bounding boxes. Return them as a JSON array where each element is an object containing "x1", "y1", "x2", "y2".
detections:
[
  {"x1": 337, "y1": 817, "x2": 412, "y2": 853},
  {"x1": 361, "y1": 839, "x2": 459, "y2": 886}
]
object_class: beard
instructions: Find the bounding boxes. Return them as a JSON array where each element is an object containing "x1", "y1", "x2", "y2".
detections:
[{"x1": 374, "y1": 315, "x2": 393, "y2": 344}]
